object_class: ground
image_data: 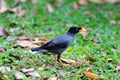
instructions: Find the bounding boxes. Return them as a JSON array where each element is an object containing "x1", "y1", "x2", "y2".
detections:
[{"x1": 0, "y1": 0, "x2": 120, "y2": 80}]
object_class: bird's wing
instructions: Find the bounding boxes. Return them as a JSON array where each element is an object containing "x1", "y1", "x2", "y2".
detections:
[{"x1": 41, "y1": 35, "x2": 72, "y2": 50}]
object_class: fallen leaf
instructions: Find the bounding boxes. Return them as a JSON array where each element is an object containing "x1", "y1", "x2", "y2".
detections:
[
  {"x1": 39, "y1": 38, "x2": 48, "y2": 41},
  {"x1": 61, "y1": 58, "x2": 76, "y2": 64},
  {"x1": 115, "y1": 66, "x2": 120, "y2": 72},
  {"x1": 32, "y1": 0, "x2": 38, "y2": 4},
  {"x1": 14, "y1": 36, "x2": 48, "y2": 48},
  {"x1": 84, "y1": 10, "x2": 92, "y2": 16},
  {"x1": 7, "y1": 5, "x2": 25, "y2": 17},
  {"x1": 88, "y1": 0, "x2": 105, "y2": 4},
  {"x1": 21, "y1": 68, "x2": 34, "y2": 73},
  {"x1": 85, "y1": 72, "x2": 99, "y2": 79},
  {"x1": 20, "y1": 0, "x2": 27, "y2": 2},
  {"x1": 71, "y1": 68, "x2": 86, "y2": 76},
  {"x1": 71, "y1": 2, "x2": 79, "y2": 9},
  {"x1": 16, "y1": 40, "x2": 39, "y2": 48},
  {"x1": 18, "y1": 36, "x2": 30, "y2": 40},
  {"x1": 0, "y1": 26, "x2": 9, "y2": 36},
  {"x1": 12, "y1": 0, "x2": 21, "y2": 8},
  {"x1": 106, "y1": 58, "x2": 113, "y2": 62},
  {"x1": 14, "y1": 72, "x2": 24, "y2": 80},
  {"x1": 17, "y1": 6, "x2": 25, "y2": 17},
  {"x1": 38, "y1": 64, "x2": 45, "y2": 70},
  {"x1": 85, "y1": 68, "x2": 99, "y2": 79},
  {"x1": 32, "y1": 38, "x2": 47, "y2": 45},
  {"x1": 0, "y1": 66, "x2": 11, "y2": 75},
  {"x1": 85, "y1": 54, "x2": 96, "y2": 62},
  {"x1": 59, "y1": 70, "x2": 66, "y2": 77},
  {"x1": 47, "y1": 77, "x2": 58, "y2": 80},
  {"x1": 0, "y1": 47, "x2": 6, "y2": 52},
  {"x1": 104, "y1": 0, "x2": 119, "y2": 4},
  {"x1": 109, "y1": 19, "x2": 116, "y2": 24},
  {"x1": 61, "y1": 58, "x2": 89, "y2": 67},
  {"x1": 0, "y1": 0, "x2": 8, "y2": 13},
  {"x1": 46, "y1": 3, "x2": 54, "y2": 13},
  {"x1": 17, "y1": 8, "x2": 25, "y2": 17},
  {"x1": 26, "y1": 71, "x2": 40, "y2": 78},
  {"x1": 78, "y1": 0, "x2": 88, "y2": 5},
  {"x1": 75, "y1": 58, "x2": 89, "y2": 65}
]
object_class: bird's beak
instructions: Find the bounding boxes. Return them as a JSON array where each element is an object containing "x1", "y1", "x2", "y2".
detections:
[{"x1": 79, "y1": 28, "x2": 86, "y2": 32}]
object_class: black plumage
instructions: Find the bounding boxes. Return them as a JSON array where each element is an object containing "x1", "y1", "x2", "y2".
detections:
[{"x1": 31, "y1": 26, "x2": 85, "y2": 63}]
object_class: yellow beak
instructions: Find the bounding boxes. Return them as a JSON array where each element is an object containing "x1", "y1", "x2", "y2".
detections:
[{"x1": 79, "y1": 28, "x2": 86, "y2": 32}]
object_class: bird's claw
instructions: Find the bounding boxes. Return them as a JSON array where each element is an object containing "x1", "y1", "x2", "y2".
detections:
[{"x1": 59, "y1": 59, "x2": 69, "y2": 66}]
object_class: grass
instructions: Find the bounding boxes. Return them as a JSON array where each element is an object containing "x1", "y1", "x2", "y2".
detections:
[{"x1": 0, "y1": 0, "x2": 120, "y2": 80}]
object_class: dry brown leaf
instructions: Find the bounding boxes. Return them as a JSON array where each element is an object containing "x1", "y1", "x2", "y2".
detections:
[
  {"x1": 61, "y1": 58, "x2": 89, "y2": 67},
  {"x1": 0, "y1": 0, "x2": 8, "y2": 13},
  {"x1": 39, "y1": 38, "x2": 48, "y2": 41},
  {"x1": 85, "y1": 54, "x2": 96, "y2": 62},
  {"x1": 104, "y1": 0, "x2": 119, "y2": 4},
  {"x1": 7, "y1": 7, "x2": 18, "y2": 13},
  {"x1": 106, "y1": 58, "x2": 113, "y2": 62},
  {"x1": 115, "y1": 66, "x2": 120, "y2": 72},
  {"x1": 26, "y1": 71, "x2": 40, "y2": 78},
  {"x1": 61, "y1": 58, "x2": 76, "y2": 64},
  {"x1": 109, "y1": 19, "x2": 116, "y2": 24},
  {"x1": 32, "y1": 0, "x2": 38, "y2": 4},
  {"x1": 18, "y1": 9, "x2": 25, "y2": 17},
  {"x1": 21, "y1": 68, "x2": 34, "y2": 73},
  {"x1": 71, "y1": 2, "x2": 79, "y2": 9},
  {"x1": 75, "y1": 58, "x2": 89, "y2": 65},
  {"x1": 7, "y1": 5, "x2": 25, "y2": 17},
  {"x1": 84, "y1": 10, "x2": 92, "y2": 16},
  {"x1": 15, "y1": 36, "x2": 48, "y2": 48},
  {"x1": 47, "y1": 77, "x2": 58, "y2": 80},
  {"x1": 0, "y1": 26, "x2": 8, "y2": 36},
  {"x1": 0, "y1": 47, "x2": 6, "y2": 52},
  {"x1": 20, "y1": 0, "x2": 27, "y2": 2},
  {"x1": 46, "y1": 3, "x2": 54, "y2": 13},
  {"x1": 38, "y1": 64, "x2": 45, "y2": 70},
  {"x1": 18, "y1": 36, "x2": 30, "y2": 40},
  {"x1": 88, "y1": 0, "x2": 105, "y2": 4},
  {"x1": 78, "y1": 0, "x2": 88, "y2": 5},
  {"x1": 85, "y1": 68, "x2": 99, "y2": 79},
  {"x1": 16, "y1": 40, "x2": 38, "y2": 48},
  {"x1": 14, "y1": 72, "x2": 24, "y2": 80},
  {"x1": 32, "y1": 38, "x2": 47, "y2": 45},
  {"x1": 85, "y1": 72, "x2": 99, "y2": 79},
  {"x1": 17, "y1": 6, "x2": 25, "y2": 17}
]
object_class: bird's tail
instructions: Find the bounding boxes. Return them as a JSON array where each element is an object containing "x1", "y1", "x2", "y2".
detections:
[{"x1": 31, "y1": 47, "x2": 43, "y2": 52}]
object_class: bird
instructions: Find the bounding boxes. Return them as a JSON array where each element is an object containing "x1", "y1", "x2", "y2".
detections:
[{"x1": 30, "y1": 26, "x2": 86, "y2": 65}]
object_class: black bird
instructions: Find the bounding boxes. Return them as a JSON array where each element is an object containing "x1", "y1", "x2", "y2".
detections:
[{"x1": 31, "y1": 26, "x2": 86, "y2": 65}]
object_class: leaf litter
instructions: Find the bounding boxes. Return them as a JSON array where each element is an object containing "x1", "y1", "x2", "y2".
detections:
[
  {"x1": 14, "y1": 35, "x2": 48, "y2": 48},
  {"x1": 21, "y1": 68, "x2": 40, "y2": 78},
  {"x1": 0, "y1": 26, "x2": 9, "y2": 36}
]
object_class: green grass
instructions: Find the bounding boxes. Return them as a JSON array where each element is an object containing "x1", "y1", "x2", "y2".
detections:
[{"x1": 0, "y1": 0, "x2": 120, "y2": 80}]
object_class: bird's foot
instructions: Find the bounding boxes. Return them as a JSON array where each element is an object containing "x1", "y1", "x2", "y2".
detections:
[{"x1": 58, "y1": 59, "x2": 69, "y2": 66}]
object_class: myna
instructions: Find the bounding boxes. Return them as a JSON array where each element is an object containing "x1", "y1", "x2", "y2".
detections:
[{"x1": 31, "y1": 26, "x2": 86, "y2": 65}]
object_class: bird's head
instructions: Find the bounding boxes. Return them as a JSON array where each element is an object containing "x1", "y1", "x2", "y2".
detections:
[{"x1": 67, "y1": 26, "x2": 86, "y2": 35}]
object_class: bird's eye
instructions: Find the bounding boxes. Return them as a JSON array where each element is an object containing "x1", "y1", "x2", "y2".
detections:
[{"x1": 76, "y1": 29, "x2": 78, "y2": 30}]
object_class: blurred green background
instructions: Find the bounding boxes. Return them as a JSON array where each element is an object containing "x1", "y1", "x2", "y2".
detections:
[{"x1": 0, "y1": 0, "x2": 120, "y2": 79}]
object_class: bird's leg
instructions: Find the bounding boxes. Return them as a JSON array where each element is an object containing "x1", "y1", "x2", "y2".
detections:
[
  {"x1": 53, "y1": 54, "x2": 57, "y2": 60},
  {"x1": 57, "y1": 54, "x2": 68, "y2": 66}
]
